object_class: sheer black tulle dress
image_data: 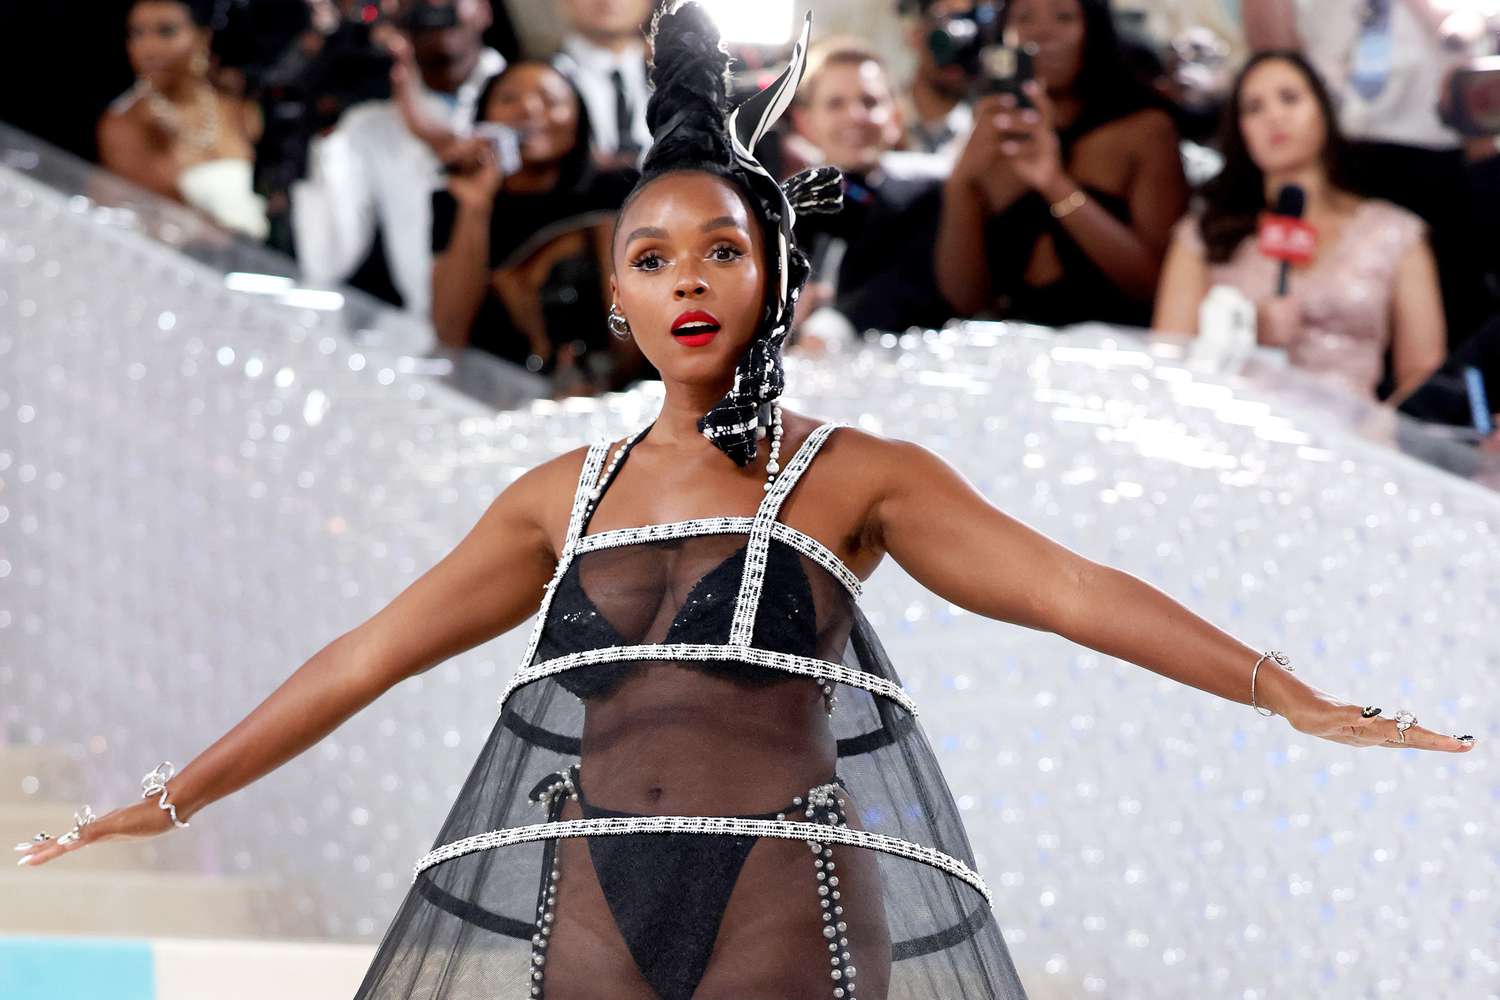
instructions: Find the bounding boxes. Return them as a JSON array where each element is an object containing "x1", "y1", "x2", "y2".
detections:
[{"x1": 354, "y1": 423, "x2": 1030, "y2": 999}]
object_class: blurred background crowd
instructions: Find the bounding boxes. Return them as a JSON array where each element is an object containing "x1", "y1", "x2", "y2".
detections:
[{"x1": 2, "y1": 0, "x2": 1499, "y2": 436}]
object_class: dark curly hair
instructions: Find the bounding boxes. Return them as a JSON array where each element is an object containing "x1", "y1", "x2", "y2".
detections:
[
  {"x1": 612, "y1": 2, "x2": 811, "y2": 334},
  {"x1": 1198, "y1": 51, "x2": 1355, "y2": 263}
]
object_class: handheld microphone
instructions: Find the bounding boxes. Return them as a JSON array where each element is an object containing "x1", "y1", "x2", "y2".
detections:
[{"x1": 1257, "y1": 184, "x2": 1313, "y2": 296}]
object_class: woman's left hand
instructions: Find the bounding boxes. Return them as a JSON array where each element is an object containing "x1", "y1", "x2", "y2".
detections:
[
  {"x1": 995, "y1": 80, "x2": 1065, "y2": 194},
  {"x1": 1282, "y1": 690, "x2": 1477, "y2": 752}
]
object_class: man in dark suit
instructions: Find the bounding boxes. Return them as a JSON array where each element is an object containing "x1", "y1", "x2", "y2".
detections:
[{"x1": 789, "y1": 39, "x2": 953, "y2": 344}]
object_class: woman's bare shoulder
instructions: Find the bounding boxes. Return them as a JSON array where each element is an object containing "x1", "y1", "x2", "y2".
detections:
[
  {"x1": 1096, "y1": 106, "x2": 1179, "y2": 149},
  {"x1": 485, "y1": 442, "x2": 598, "y2": 559},
  {"x1": 221, "y1": 91, "x2": 264, "y2": 142},
  {"x1": 507, "y1": 443, "x2": 594, "y2": 508},
  {"x1": 788, "y1": 416, "x2": 939, "y2": 491},
  {"x1": 1120, "y1": 106, "x2": 1178, "y2": 133},
  {"x1": 98, "y1": 96, "x2": 150, "y2": 139}
]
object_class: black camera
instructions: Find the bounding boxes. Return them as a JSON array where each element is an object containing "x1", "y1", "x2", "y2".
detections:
[
  {"x1": 925, "y1": 2, "x2": 999, "y2": 75},
  {"x1": 973, "y1": 40, "x2": 1036, "y2": 103},
  {"x1": 1441, "y1": 56, "x2": 1500, "y2": 137},
  {"x1": 925, "y1": 1, "x2": 1036, "y2": 105}
]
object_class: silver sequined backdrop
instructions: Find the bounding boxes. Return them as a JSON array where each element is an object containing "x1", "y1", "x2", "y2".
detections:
[{"x1": 2, "y1": 148, "x2": 1497, "y2": 998}]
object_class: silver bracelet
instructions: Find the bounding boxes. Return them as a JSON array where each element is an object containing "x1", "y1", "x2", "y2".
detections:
[
  {"x1": 1249, "y1": 650, "x2": 1294, "y2": 717},
  {"x1": 141, "y1": 761, "x2": 191, "y2": 829}
]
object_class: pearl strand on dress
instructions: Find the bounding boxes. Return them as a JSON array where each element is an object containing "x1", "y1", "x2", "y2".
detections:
[
  {"x1": 760, "y1": 404, "x2": 828, "y2": 714},
  {"x1": 805, "y1": 783, "x2": 857, "y2": 999},
  {"x1": 583, "y1": 437, "x2": 632, "y2": 520},
  {"x1": 529, "y1": 766, "x2": 579, "y2": 998}
]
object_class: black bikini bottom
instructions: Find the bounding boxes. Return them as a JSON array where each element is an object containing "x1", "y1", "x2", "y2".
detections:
[{"x1": 568, "y1": 775, "x2": 843, "y2": 1000}]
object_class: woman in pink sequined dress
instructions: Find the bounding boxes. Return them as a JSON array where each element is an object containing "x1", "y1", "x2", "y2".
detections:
[{"x1": 1154, "y1": 51, "x2": 1447, "y2": 403}]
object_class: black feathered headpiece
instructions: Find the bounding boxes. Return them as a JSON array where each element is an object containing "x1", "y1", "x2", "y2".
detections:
[{"x1": 638, "y1": 2, "x2": 843, "y2": 467}]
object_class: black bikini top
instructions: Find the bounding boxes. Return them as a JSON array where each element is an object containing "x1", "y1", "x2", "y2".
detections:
[{"x1": 532, "y1": 423, "x2": 848, "y2": 699}]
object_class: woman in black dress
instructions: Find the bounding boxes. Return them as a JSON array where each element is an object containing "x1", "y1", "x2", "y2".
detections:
[
  {"x1": 431, "y1": 59, "x2": 644, "y2": 391},
  {"x1": 934, "y1": 0, "x2": 1189, "y2": 327},
  {"x1": 19, "y1": 6, "x2": 1475, "y2": 999}
]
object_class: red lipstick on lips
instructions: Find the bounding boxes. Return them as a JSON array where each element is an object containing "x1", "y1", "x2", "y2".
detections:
[{"x1": 670, "y1": 309, "x2": 721, "y2": 347}]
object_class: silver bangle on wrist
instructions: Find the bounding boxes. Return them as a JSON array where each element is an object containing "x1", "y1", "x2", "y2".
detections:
[
  {"x1": 142, "y1": 761, "x2": 191, "y2": 828},
  {"x1": 1249, "y1": 650, "x2": 1293, "y2": 717}
]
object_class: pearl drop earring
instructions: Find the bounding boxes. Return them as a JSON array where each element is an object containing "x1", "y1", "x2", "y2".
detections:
[{"x1": 763, "y1": 403, "x2": 784, "y2": 493}]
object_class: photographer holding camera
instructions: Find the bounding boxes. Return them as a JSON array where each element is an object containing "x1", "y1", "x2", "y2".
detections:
[
  {"x1": 900, "y1": 0, "x2": 980, "y2": 158},
  {"x1": 933, "y1": 0, "x2": 1188, "y2": 327},
  {"x1": 289, "y1": 0, "x2": 503, "y2": 320}
]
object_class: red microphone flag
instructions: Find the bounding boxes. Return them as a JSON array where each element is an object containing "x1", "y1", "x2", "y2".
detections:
[{"x1": 1257, "y1": 214, "x2": 1317, "y2": 266}]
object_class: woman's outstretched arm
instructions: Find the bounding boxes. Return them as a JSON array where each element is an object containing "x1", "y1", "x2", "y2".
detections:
[
  {"x1": 17, "y1": 448, "x2": 586, "y2": 867},
  {"x1": 860, "y1": 432, "x2": 1474, "y2": 753}
]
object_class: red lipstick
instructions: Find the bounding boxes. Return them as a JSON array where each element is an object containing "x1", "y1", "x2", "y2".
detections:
[{"x1": 670, "y1": 309, "x2": 721, "y2": 347}]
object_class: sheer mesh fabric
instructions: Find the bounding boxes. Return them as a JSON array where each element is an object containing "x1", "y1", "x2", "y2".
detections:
[{"x1": 354, "y1": 432, "x2": 1029, "y2": 999}]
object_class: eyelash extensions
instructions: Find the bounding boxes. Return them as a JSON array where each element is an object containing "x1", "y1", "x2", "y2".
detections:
[{"x1": 629, "y1": 243, "x2": 746, "y2": 272}]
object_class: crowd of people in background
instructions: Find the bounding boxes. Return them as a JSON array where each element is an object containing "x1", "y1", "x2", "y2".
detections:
[{"x1": 59, "y1": 0, "x2": 1500, "y2": 428}]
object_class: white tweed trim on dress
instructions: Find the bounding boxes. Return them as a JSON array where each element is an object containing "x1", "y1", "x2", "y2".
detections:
[
  {"x1": 412, "y1": 815, "x2": 993, "y2": 906},
  {"x1": 730, "y1": 423, "x2": 842, "y2": 645},
  {"x1": 518, "y1": 441, "x2": 611, "y2": 668},
  {"x1": 573, "y1": 517, "x2": 863, "y2": 598},
  {"x1": 498, "y1": 642, "x2": 916, "y2": 716}
]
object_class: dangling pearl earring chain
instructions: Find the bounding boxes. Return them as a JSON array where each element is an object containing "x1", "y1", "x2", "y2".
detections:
[{"x1": 762, "y1": 402, "x2": 784, "y2": 493}]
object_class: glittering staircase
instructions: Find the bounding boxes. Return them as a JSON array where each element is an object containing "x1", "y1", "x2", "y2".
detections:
[
  {"x1": 0, "y1": 743, "x2": 279, "y2": 938},
  {"x1": 0, "y1": 744, "x2": 375, "y2": 999}
]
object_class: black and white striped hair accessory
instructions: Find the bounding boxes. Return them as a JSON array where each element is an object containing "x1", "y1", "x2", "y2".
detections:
[
  {"x1": 693, "y1": 10, "x2": 843, "y2": 466},
  {"x1": 782, "y1": 165, "x2": 846, "y2": 217}
]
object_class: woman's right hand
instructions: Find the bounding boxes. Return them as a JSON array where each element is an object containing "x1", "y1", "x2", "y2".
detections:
[
  {"x1": 444, "y1": 138, "x2": 506, "y2": 211},
  {"x1": 949, "y1": 95, "x2": 1029, "y2": 215},
  {"x1": 15, "y1": 798, "x2": 179, "y2": 869}
]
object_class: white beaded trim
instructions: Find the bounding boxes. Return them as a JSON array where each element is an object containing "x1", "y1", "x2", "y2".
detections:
[
  {"x1": 576, "y1": 517, "x2": 757, "y2": 552},
  {"x1": 412, "y1": 816, "x2": 993, "y2": 906},
  {"x1": 777, "y1": 524, "x2": 863, "y2": 598},
  {"x1": 565, "y1": 442, "x2": 612, "y2": 552},
  {"x1": 571, "y1": 518, "x2": 863, "y2": 599},
  {"x1": 518, "y1": 442, "x2": 612, "y2": 669},
  {"x1": 498, "y1": 643, "x2": 916, "y2": 717},
  {"x1": 730, "y1": 423, "x2": 842, "y2": 645}
]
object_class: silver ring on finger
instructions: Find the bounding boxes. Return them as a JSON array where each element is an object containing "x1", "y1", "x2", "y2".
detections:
[
  {"x1": 1393, "y1": 709, "x2": 1417, "y2": 743},
  {"x1": 57, "y1": 804, "x2": 96, "y2": 845}
]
